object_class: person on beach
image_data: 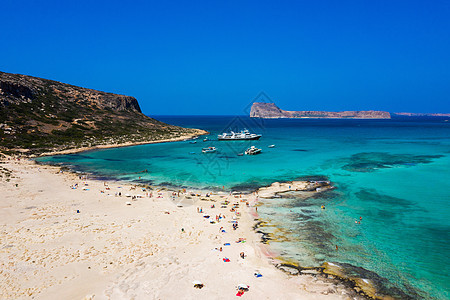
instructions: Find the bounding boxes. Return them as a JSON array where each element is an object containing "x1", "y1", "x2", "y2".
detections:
[{"x1": 240, "y1": 252, "x2": 245, "y2": 259}]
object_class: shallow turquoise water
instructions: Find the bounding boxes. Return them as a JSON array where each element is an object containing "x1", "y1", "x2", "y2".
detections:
[{"x1": 37, "y1": 116, "x2": 450, "y2": 299}]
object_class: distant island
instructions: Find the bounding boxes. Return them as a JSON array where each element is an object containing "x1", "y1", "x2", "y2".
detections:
[
  {"x1": 0, "y1": 71, "x2": 206, "y2": 155},
  {"x1": 250, "y1": 102, "x2": 450, "y2": 119},
  {"x1": 250, "y1": 102, "x2": 391, "y2": 119},
  {"x1": 393, "y1": 112, "x2": 450, "y2": 117}
]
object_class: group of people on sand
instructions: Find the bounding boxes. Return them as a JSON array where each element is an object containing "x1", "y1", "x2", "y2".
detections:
[
  {"x1": 192, "y1": 195, "x2": 256, "y2": 297},
  {"x1": 232, "y1": 222, "x2": 239, "y2": 230}
]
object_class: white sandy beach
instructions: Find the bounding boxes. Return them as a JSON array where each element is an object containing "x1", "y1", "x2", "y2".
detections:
[{"x1": 0, "y1": 157, "x2": 355, "y2": 300}]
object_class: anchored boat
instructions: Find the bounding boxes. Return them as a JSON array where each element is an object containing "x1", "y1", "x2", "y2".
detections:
[
  {"x1": 218, "y1": 129, "x2": 261, "y2": 141},
  {"x1": 245, "y1": 146, "x2": 262, "y2": 155},
  {"x1": 202, "y1": 147, "x2": 217, "y2": 153}
]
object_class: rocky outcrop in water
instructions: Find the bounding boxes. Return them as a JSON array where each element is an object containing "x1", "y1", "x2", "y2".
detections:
[{"x1": 250, "y1": 102, "x2": 391, "y2": 119}]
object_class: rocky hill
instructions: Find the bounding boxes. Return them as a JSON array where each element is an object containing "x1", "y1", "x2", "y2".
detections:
[
  {"x1": 0, "y1": 71, "x2": 205, "y2": 155},
  {"x1": 250, "y1": 102, "x2": 391, "y2": 119}
]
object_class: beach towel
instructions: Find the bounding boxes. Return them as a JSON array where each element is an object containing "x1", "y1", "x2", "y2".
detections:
[{"x1": 223, "y1": 258, "x2": 230, "y2": 262}]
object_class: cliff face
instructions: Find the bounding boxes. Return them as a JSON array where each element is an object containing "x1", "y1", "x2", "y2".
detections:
[
  {"x1": 250, "y1": 102, "x2": 285, "y2": 118},
  {"x1": 250, "y1": 102, "x2": 391, "y2": 119},
  {"x1": 0, "y1": 71, "x2": 202, "y2": 154},
  {"x1": 0, "y1": 72, "x2": 142, "y2": 112}
]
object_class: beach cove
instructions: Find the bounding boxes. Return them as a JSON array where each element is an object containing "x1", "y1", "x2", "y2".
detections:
[
  {"x1": 0, "y1": 157, "x2": 363, "y2": 299},
  {"x1": 35, "y1": 116, "x2": 450, "y2": 299}
]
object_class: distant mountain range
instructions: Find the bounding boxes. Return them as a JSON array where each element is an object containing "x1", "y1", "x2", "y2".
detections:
[
  {"x1": 0, "y1": 71, "x2": 204, "y2": 155},
  {"x1": 250, "y1": 102, "x2": 450, "y2": 119}
]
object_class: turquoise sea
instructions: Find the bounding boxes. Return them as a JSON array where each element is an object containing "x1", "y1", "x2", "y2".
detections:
[{"x1": 37, "y1": 116, "x2": 450, "y2": 299}]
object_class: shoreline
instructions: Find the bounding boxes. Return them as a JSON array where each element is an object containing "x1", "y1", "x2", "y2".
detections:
[
  {"x1": 22, "y1": 136, "x2": 408, "y2": 299},
  {"x1": 35, "y1": 129, "x2": 208, "y2": 157},
  {"x1": 0, "y1": 157, "x2": 360, "y2": 299},
  {"x1": 249, "y1": 184, "x2": 397, "y2": 300}
]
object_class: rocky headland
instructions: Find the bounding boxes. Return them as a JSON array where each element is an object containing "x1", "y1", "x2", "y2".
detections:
[{"x1": 0, "y1": 71, "x2": 206, "y2": 155}]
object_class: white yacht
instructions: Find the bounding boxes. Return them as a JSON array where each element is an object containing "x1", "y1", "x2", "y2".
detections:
[
  {"x1": 218, "y1": 129, "x2": 261, "y2": 141},
  {"x1": 202, "y1": 147, "x2": 217, "y2": 153},
  {"x1": 245, "y1": 146, "x2": 262, "y2": 155}
]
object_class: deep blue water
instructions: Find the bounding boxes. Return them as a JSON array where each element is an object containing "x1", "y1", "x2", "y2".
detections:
[{"x1": 37, "y1": 116, "x2": 450, "y2": 299}]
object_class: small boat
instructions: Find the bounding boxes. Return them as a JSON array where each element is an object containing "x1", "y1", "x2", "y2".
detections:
[
  {"x1": 202, "y1": 147, "x2": 217, "y2": 153},
  {"x1": 203, "y1": 138, "x2": 208, "y2": 142},
  {"x1": 218, "y1": 129, "x2": 262, "y2": 141},
  {"x1": 245, "y1": 146, "x2": 262, "y2": 155},
  {"x1": 237, "y1": 153, "x2": 244, "y2": 156},
  {"x1": 268, "y1": 144, "x2": 275, "y2": 148},
  {"x1": 189, "y1": 141, "x2": 197, "y2": 144}
]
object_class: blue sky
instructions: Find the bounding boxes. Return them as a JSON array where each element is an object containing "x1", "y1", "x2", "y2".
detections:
[{"x1": 1, "y1": 0, "x2": 449, "y2": 115}]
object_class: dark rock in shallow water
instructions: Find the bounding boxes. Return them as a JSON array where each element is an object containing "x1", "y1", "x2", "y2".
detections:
[
  {"x1": 355, "y1": 189, "x2": 416, "y2": 210},
  {"x1": 294, "y1": 175, "x2": 329, "y2": 182},
  {"x1": 324, "y1": 262, "x2": 420, "y2": 299},
  {"x1": 230, "y1": 181, "x2": 262, "y2": 192},
  {"x1": 102, "y1": 158, "x2": 125, "y2": 162},
  {"x1": 339, "y1": 152, "x2": 444, "y2": 172}
]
